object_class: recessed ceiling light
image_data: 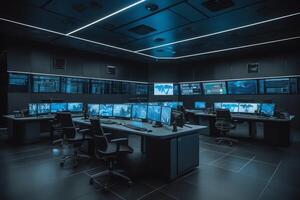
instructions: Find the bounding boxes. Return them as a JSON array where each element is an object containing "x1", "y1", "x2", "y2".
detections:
[{"x1": 145, "y1": 3, "x2": 159, "y2": 12}]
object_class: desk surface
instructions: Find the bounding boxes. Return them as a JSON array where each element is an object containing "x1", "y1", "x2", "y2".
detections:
[
  {"x1": 186, "y1": 109, "x2": 295, "y2": 122},
  {"x1": 4, "y1": 113, "x2": 83, "y2": 121},
  {"x1": 73, "y1": 117, "x2": 207, "y2": 139}
]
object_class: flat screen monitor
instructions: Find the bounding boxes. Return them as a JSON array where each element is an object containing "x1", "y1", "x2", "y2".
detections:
[
  {"x1": 88, "y1": 104, "x2": 99, "y2": 116},
  {"x1": 195, "y1": 101, "x2": 206, "y2": 109},
  {"x1": 227, "y1": 80, "x2": 257, "y2": 95},
  {"x1": 147, "y1": 105, "x2": 161, "y2": 122},
  {"x1": 37, "y1": 103, "x2": 51, "y2": 114},
  {"x1": 148, "y1": 102, "x2": 160, "y2": 106},
  {"x1": 260, "y1": 103, "x2": 275, "y2": 117},
  {"x1": 265, "y1": 78, "x2": 290, "y2": 94},
  {"x1": 221, "y1": 103, "x2": 239, "y2": 112},
  {"x1": 214, "y1": 102, "x2": 222, "y2": 110},
  {"x1": 113, "y1": 104, "x2": 132, "y2": 118},
  {"x1": 238, "y1": 103, "x2": 260, "y2": 114},
  {"x1": 203, "y1": 82, "x2": 227, "y2": 95},
  {"x1": 99, "y1": 104, "x2": 113, "y2": 117},
  {"x1": 29, "y1": 103, "x2": 38, "y2": 115},
  {"x1": 67, "y1": 103, "x2": 83, "y2": 112},
  {"x1": 180, "y1": 83, "x2": 202, "y2": 95},
  {"x1": 163, "y1": 102, "x2": 178, "y2": 109},
  {"x1": 161, "y1": 106, "x2": 172, "y2": 126},
  {"x1": 51, "y1": 103, "x2": 67, "y2": 113},
  {"x1": 131, "y1": 104, "x2": 147, "y2": 119},
  {"x1": 154, "y1": 83, "x2": 174, "y2": 95}
]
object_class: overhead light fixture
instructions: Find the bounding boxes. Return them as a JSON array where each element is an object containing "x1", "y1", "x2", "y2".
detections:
[
  {"x1": 135, "y1": 12, "x2": 300, "y2": 52},
  {"x1": 66, "y1": 0, "x2": 146, "y2": 35},
  {"x1": 157, "y1": 36, "x2": 300, "y2": 60},
  {"x1": 145, "y1": 3, "x2": 159, "y2": 12},
  {"x1": 0, "y1": 16, "x2": 157, "y2": 59}
]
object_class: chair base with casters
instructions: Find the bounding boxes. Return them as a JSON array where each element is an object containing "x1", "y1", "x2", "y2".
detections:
[
  {"x1": 89, "y1": 155, "x2": 133, "y2": 190},
  {"x1": 216, "y1": 136, "x2": 239, "y2": 146},
  {"x1": 60, "y1": 147, "x2": 90, "y2": 168}
]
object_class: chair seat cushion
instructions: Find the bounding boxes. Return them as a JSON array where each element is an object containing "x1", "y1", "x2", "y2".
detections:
[{"x1": 97, "y1": 143, "x2": 133, "y2": 156}]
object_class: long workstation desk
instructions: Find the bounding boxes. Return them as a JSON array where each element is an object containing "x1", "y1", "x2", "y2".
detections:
[
  {"x1": 73, "y1": 117, "x2": 207, "y2": 180},
  {"x1": 186, "y1": 109, "x2": 295, "y2": 147}
]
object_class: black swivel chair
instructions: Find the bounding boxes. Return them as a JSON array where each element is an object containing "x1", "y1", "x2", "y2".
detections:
[
  {"x1": 215, "y1": 109, "x2": 238, "y2": 146},
  {"x1": 89, "y1": 118, "x2": 133, "y2": 190},
  {"x1": 55, "y1": 112, "x2": 90, "y2": 167}
]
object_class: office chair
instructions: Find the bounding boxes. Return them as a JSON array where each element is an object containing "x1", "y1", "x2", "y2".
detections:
[
  {"x1": 185, "y1": 111, "x2": 198, "y2": 124},
  {"x1": 89, "y1": 118, "x2": 133, "y2": 190},
  {"x1": 215, "y1": 109, "x2": 238, "y2": 146},
  {"x1": 55, "y1": 112, "x2": 90, "y2": 167}
]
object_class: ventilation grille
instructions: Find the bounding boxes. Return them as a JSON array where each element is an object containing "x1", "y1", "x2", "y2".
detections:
[
  {"x1": 106, "y1": 65, "x2": 116, "y2": 75},
  {"x1": 248, "y1": 63, "x2": 259, "y2": 73},
  {"x1": 128, "y1": 25, "x2": 157, "y2": 35},
  {"x1": 202, "y1": 0, "x2": 235, "y2": 12}
]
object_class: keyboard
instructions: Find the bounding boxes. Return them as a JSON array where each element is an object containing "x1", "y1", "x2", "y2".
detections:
[
  {"x1": 122, "y1": 123, "x2": 148, "y2": 132},
  {"x1": 101, "y1": 120, "x2": 116, "y2": 124}
]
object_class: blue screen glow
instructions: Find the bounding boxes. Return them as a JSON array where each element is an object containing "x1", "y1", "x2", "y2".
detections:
[
  {"x1": 161, "y1": 106, "x2": 172, "y2": 126},
  {"x1": 147, "y1": 105, "x2": 161, "y2": 122},
  {"x1": 29, "y1": 104, "x2": 38, "y2": 115},
  {"x1": 154, "y1": 83, "x2": 174, "y2": 95},
  {"x1": 67, "y1": 103, "x2": 83, "y2": 112},
  {"x1": 88, "y1": 104, "x2": 100, "y2": 116},
  {"x1": 113, "y1": 104, "x2": 132, "y2": 118},
  {"x1": 221, "y1": 103, "x2": 239, "y2": 112},
  {"x1": 99, "y1": 104, "x2": 113, "y2": 117},
  {"x1": 38, "y1": 103, "x2": 51, "y2": 114},
  {"x1": 195, "y1": 101, "x2": 206, "y2": 109},
  {"x1": 132, "y1": 104, "x2": 147, "y2": 119},
  {"x1": 228, "y1": 80, "x2": 257, "y2": 95},
  {"x1": 238, "y1": 103, "x2": 260, "y2": 114},
  {"x1": 260, "y1": 103, "x2": 275, "y2": 116},
  {"x1": 51, "y1": 103, "x2": 67, "y2": 113}
]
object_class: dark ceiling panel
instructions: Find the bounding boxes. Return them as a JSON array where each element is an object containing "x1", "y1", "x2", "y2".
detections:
[
  {"x1": 115, "y1": 10, "x2": 190, "y2": 39},
  {"x1": 169, "y1": 2, "x2": 207, "y2": 22},
  {"x1": 43, "y1": 0, "x2": 139, "y2": 26}
]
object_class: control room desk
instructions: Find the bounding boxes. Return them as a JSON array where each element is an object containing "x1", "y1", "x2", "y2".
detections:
[
  {"x1": 186, "y1": 110, "x2": 295, "y2": 147},
  {"x1": 4, "y1": 115, "x2": 55, "y2": 144},
  {"x1": 73, "y1": 117, "x2": 207, "y2": 181}
]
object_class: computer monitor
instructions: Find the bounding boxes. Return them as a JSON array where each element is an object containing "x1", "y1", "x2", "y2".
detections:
[
  {"x1": 37, "y1": 103, "x2": 51, "y2": 114},
  {"x1": 214, "y1": 102, "x2": 222, "y2": 110},
  {"x1": 203, "y1": 82, "x2": 227, "y2": 95},
  {"x1": 51, "y1": 103, "x2": 67, "y2": 113},
  {"x1": 163, "y1": 102, "x2": 178, "y2": 109},
  {"x1": 99, "y1": 104, "x2": 113, "y2": 117},
  {"x1": 147, "y1": 105, "x2": 161, "y2": 122},
  {"x1": 29, "y1": 103, "x2": 38, "y2": 115},
  {"x1": 154, "y1": 83, "x2": 174, "y2": 95},
  {"x1": 195, "y1": 101, "x2": 206, "y2": 109},
  {"x1": 238, "y1": 103, "x2": 260, "y2": 114},
  {"x1": 260, "y1": 103, "x2": 275, "y2": 117},
  {"x1": 131, "y1": 104, "x2": 147, "y2": 119},
  {"x1": 67, "y1": 103, "x2": 83, "y2": 112},
  {"x1": 113, "y1": 104, "x2": 132, "y2": 118},
  {"x1": 88, "y1": 104, "x2": 100, "y2": 116},
  {"x1": 161, "y1": 106, "x2": 172, "y2": 126},
  {"x1": 221, "y1": 103, "x2": 239, "y2": 113}
]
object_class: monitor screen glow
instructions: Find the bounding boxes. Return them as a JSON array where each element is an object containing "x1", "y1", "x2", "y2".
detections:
[
  {"x1": 238, "y1": 103, "x2": 260, "y2": 114},
  {"x1": 147, "y1": 105, "x2": 161, "y2": 122},
  {"x1": 195, "y1": 101, "x2": 206, "y2": 109},
  {"x1": 227, "y1": 80, "x2": 257, "y2": 95},
  {"x1": 67, "y1": 103, "x2": 83, "y2": 112},
  {"x1": 38, "y1": 103, "x2": 51, "y2": 114},
  {"x1": 51, "y1": 103, "x2": 67, "y2": 113},
  {"x1": 154, "y1": 83, "x2": 174, "y2": 95},
  {"x1": 132, "y1": 104, "x2": 147, "y2": 119},
  {"x1": 161, "y1": 106, "x2": 172, "y2": 126},
  {"x1": 221, "y1": 103, "x2": 239, "y2": 112},
  {"x1": 88, "y1": 104, "x2": 100, "y2": 116},
  {"x1": 113, "y1": 104, "x2": 132, "y2": 118},
  {"x1": 29, "y1": 103, "x2": 38, "y2": 115},
  {"x1": 99, "y1": 104, "x2": 113, "y2": 117},
  {"x1": 260, "y1": 103, "x2": 275, "y2": 116},
  {"x1": 203, "y1": 82, "x2": 226, "y2": 95}
]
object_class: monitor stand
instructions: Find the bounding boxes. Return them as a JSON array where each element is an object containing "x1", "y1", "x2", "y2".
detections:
[{"x1": 153, "y1": 121, "x2": 163, "y2": 128}]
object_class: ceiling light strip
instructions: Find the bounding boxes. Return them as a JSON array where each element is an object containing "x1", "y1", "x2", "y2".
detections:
[
  {"x1": 158, "y1": 36, "x2": 300, "y2": 60},
  {"x1": 7, "y1": 70, "x2": 149, "y2": 84},
  {"x1": 135, "y1": 12, "x2": 300, "y2": 52},
  {"x1": 0, "y1": 17, "x2": 157, "y2": 59},
  {"x1": 66, "y1": 0, "x2": 146, "y2": 35}
]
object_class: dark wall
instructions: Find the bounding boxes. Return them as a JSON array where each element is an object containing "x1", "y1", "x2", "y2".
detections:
[
  {"x1": 5, "y1": 40, "x2": 149, "y2": 112},
  {"x1": 177, "y1": 48, "x2": 300, "y2": 129}
]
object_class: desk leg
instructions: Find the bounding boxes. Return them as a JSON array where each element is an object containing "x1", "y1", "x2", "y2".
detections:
[{"x1": 249, "y1": 121, "x2": 257, "y2": 139}]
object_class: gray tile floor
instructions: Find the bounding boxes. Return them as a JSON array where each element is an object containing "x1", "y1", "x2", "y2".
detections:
[{"x1": 1, "y1": 131, "x2": 300, "y2": 200}]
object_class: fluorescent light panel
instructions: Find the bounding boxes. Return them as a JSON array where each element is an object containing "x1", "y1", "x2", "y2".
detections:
[
  {"x1": 66, "y1": 0, "x2": 146, "y2": 35},
  {"x1": 158, "y1": 36, "x2": 300, "y2": 60},
  {"x1": 0, "y1": 17, "x2": 157, "y2": 59},
  {"x1": 135, "y1": 12, "x2": 300, "y2": 52}
]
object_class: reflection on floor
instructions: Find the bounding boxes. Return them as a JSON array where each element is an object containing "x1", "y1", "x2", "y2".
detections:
[{"x1": 1, "y1": 131, "x2": 300, "y2": 200}]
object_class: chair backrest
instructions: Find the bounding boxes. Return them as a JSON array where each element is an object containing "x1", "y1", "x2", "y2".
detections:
[
  {"x1": 90, "y1": 118, "x2": 108, "y2": 152},
  {"x1": 56, "y1": 112, "x2": 76, "y2": 138},
  {"x1": 215, "y1": 109, "x2": 232, "y2": 131}
]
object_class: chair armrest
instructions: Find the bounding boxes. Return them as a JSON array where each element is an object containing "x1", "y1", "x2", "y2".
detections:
[{"x1": 110, "y1": 138, "x2": 128, "y2": 143}]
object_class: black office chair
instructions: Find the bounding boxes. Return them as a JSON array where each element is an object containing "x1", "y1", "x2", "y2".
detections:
[
  {"x1": 215, "y1": 109, "x2": 238, "y2": 146},
  {"x1": 55, "y1": 112, "x2": 90, "y2": 167},
  {"x1": 89, "y1": 118, "x2": 133, "y2": 190}
]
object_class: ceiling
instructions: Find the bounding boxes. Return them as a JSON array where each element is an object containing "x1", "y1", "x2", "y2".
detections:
[{"x1": 0, "y1": 0, "x2": 300, "y2": 61}]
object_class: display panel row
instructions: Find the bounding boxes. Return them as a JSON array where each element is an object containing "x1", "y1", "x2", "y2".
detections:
[
  {"x1": 8, "y1": 73, "x2": 148, "y2": 96},
  {"x1": 180, "y1": 77, "x2": 299, "y2": 95}
]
